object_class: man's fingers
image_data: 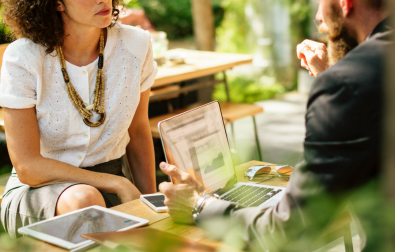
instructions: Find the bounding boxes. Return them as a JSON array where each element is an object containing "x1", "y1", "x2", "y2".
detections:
[
  {"x1": 297, "y1": 45, "x2": 315, "y2": 71},
  {"x1": 302, "y1": 39, "x2": 317, "y2": 47},
  {"x1": 298, "y1": 44, "x2": 318, "y2": 63},
  {"x1": 301, "y1": 59, "x2": 309, "y2": 70},
  {"x1": 302, "y1": 39, "x2": 327, "y2": 53},
  {"x1": 301, "y1": 48, "x2": 320, "y2": 66},
  {"x1": 296, "y1": 43, "x2": 306, "y2": 59},
  {"x1": 159, "y1": 162, "x2": 193, "y2": 184},
  {"x1": 159, "y1": 162, "x2": 183, "y2": 181},
  {"x1": 158, "y1": 181, "x2": 173, "y2": 195}
]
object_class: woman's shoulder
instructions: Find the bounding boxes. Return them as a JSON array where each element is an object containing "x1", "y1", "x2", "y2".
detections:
[
  {"x1": 113, "y1": 23, "x2": 150, "y2": 41},
  {"x1": 111, "y1": 23, "x2": 151, "y2": 59},
  {"x1": 4, "y1": 38, "x2": 46, "y2": 64}
]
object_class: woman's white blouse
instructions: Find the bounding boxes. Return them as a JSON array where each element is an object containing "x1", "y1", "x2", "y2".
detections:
[{"x1": 0, "y1": 24, "x2": 158, "y2": 168}]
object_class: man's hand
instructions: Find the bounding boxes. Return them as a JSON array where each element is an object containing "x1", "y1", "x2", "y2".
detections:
[
  {"x1": 297, "y1": 39, "x2": 329, "y2": 77},
  {"x1": 158, "y1": 162, "x2": 206, "y2": 224}
]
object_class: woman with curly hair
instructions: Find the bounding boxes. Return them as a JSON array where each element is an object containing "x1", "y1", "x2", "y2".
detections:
[{"x1": 0, "y1": 0, "x2": 157, "y2": 237}]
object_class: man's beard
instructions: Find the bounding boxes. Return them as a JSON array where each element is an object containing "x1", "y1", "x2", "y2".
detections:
[{"x1": 318, "y1": 4, "x2": 359, "y2": 66}]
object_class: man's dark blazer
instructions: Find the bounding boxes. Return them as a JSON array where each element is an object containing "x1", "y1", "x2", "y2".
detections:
[{"x1": 196, "y1": 19, "x2": 393, "y2": 251}]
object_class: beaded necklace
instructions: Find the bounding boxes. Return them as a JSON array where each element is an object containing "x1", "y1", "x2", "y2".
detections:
[{"x1": 56, "y1": 29, "x2": 106, "y2": 127}]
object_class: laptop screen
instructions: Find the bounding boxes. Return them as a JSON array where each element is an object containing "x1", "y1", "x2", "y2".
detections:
[{"x1": 158, "y1": 101, "x2": 236, "y2": 192}]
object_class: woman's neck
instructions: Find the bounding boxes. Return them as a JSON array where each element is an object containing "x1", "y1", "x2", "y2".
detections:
[{"x1": 61, "y1": 23, "x2": 103, "y2": 67}]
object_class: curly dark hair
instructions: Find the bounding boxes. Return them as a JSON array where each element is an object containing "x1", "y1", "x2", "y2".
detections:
[{"x1": 1, "y1": 0, "x2": 121, "y2": 54}]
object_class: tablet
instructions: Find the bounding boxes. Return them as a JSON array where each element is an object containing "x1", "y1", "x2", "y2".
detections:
[{"x1": 18, "y1": 205, "x2": 149, "y2": 251}]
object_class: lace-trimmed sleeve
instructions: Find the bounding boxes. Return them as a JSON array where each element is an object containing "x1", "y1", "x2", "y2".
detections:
[
  {"x1": 0, "y1": 41, "x2": 41, "y2": 109},
  {"x1": 140, "y1": 33, "x2": 158, "y2": 93}
]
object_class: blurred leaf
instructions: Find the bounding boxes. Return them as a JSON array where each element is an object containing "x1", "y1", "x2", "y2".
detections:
[
  {"x1": 130, "y1": 0, "x2": 225, "y2": 40},
  {"x1": 0, "y1": 9, "x2": 14, "y2": 44},
  {"x1": 213, "y1": 74, "x2": 285, "y2": 103},
  {"x1": 216, "y1": 0, "x2": 249, "y2": 54},
  {"x1": 121, "y1": 0, "x2": 141, "y2": 8}
]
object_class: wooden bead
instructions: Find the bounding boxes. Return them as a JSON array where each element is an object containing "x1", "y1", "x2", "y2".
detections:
[
  {"x1": 98, "y1": 54, "x2": 103, "y2": 69},
  {"x1": 56, "y1": 29, "x2": 105, "y2": 127},
  {"x1": 61, "y1": 69, "x2": 70, "y2": 83}
]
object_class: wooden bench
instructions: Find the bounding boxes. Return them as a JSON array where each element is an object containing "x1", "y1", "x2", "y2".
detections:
[
  {"x1": 149, "y1": 102, "x2": 237, "y2": 139},
  {"x1": 149, "y1": 85, "x2": 180, "y2": 103}
]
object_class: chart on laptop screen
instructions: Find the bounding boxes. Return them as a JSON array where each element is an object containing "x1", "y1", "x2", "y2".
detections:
[{"x1": 159, "y1": 102, "x2": 235, "y2": 191}]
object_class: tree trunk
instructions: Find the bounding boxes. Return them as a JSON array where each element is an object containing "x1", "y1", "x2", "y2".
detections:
[{"x1": 191, "y1": 0, "x2": 215, "y2": 51}]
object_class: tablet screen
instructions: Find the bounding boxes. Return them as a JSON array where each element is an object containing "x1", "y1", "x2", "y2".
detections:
[{"x1": 29, "y1": 207, "x2": 139, "y2": 244}]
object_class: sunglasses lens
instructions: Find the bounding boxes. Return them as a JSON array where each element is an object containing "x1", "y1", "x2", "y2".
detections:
[
  {"x1": 255, "y1": 167, "x2": 271, "y2": 175},
  {"x1": 277, "y1": 166, "x2": 293, "y2": 175}
]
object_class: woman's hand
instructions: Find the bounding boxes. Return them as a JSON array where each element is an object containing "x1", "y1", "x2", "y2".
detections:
[
  {"x1": 114, "y1": 176, "x2": 142, "y2": 204},
  {"x1": 297, "y1": 39, "x2": 329, "y2": 77}
]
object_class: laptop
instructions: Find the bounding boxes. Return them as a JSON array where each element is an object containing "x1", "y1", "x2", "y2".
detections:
[{"x1": 158, "y1": 101, "x2": 285, "y2": 208}]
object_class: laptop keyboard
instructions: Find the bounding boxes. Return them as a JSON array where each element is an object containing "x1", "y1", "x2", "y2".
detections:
[{"x1": 213, "y1": 185, "x2": 282, "y2": 207}]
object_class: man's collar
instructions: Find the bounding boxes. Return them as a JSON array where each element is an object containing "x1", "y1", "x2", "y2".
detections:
[{"x1": 367, "y1": 16, "x2": 393, "y2": 40}]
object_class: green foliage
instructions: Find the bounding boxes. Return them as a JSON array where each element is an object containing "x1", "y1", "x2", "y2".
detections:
[
  {"x1": 122, "y1": 0, "x2": 141, "y2": 9},
  {"x1": 216, "y1": 0, "x2": 311, "y2": 88},
  {"x1": 0, "y1": 8, "x2": 13, "y2": 44},
  {"x1": 288, "y1": 0, "x2": 311, "y2": 88},
  {"x1": 0, "y1": 232, "x2": 33, "y2": 251},
  {"x1": 213, "y1": 74, "x2": 285, "y2": 103},
  {"x1": 136, "y1": 0, "x2": 224, "y2": 40},
  {"x1": 0, "y1": 165, "x2": 12, "y2": 177},
  {"x1": 216, "y1": 0, "x2": 249, "y2": 54},
  {"x1": 287, "y1": 0, "x2": 311, "y2": 44},
  {"x1": 0, "y1": 23, "x2": 11, "y2": 44},
  {"x1": 0, "y1": 139, "x2": 12, "y2": 176}
]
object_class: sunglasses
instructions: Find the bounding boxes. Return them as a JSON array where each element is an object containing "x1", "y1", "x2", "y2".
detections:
[{"x1": 245, "y1": 165, "x2": 293, "y2": 181}]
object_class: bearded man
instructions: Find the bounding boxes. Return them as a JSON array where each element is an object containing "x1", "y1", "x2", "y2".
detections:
[{"x1": 158, "y1": 0, "x2": 392, "y2": 251}]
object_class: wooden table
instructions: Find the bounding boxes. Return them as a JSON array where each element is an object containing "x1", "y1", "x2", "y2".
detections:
[
  {"x1": 149, "y1": 49, "x2": 253, "y2": 102},
  {"x1": 19, "y1": 161, "x2": 282, "y2": 252},
  {"x1": 17, "y1": 161, "x2": 353, "y2": 251},
  {"x1": 153, "y1": 49, "x2": 253, "y2": 88}
]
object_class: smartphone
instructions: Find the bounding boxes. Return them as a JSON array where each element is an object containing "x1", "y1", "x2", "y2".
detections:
[{"x1": 140, "y1": 193, "x2": 168, "y2": 213}]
